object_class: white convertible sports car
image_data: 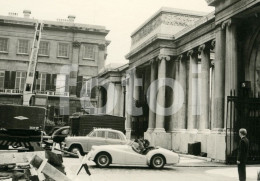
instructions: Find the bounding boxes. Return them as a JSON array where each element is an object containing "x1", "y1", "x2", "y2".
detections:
[{"x1": 86, "y1": 141, "x2": 179, "y2": 169}]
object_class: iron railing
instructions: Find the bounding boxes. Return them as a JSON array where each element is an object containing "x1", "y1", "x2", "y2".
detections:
[{"x1": 226, "y1": 94, "x2": 260, "y2": 164}]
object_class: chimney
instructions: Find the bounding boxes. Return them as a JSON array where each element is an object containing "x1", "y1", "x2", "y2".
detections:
[
  {"x1": 23, "y1": 10, "x2": 31, "y2": 18},
  {"x1": 68, "y1": 15, "x2": 76, "y2": 23},
  {"x1": 8, "y1": 12, "x2": 18, "y2": 17}
]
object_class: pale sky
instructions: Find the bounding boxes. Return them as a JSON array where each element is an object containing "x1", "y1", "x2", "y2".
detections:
[{"x1": 0, "y1": 0, "x2": 214, "y2": 65}]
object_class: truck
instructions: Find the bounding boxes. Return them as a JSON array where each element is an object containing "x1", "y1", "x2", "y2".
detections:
[
  {"x1": 69, "y1": 114, "x2": 125, "y2": 136},
  {"x1": 0, "y1": 104, "x2": 46, "y2": 149}
]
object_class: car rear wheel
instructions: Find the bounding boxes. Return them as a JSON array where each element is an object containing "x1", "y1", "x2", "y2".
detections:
[
  {"x1": 150, "y1": 155, "x2": 165, "y2": 169},
  {"x1": 70, "y1": 146, "x2": 84, "y2": 157},
  {"x1": 95, "y1": 153, "x2": 111, "y2": 168}
]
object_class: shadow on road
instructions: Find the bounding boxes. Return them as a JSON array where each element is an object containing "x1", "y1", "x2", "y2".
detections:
[{"x1": 90, "y1": 165, "x2": 177, "y2": 171}]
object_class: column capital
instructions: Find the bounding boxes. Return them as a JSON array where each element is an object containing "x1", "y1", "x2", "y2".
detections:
[
  {"x1": 174, "y1": 56, "x2": 180, "y2": 62},
  {"x1": 221, "y1": 19, "x2": 231, "y2": 29},
  {"x1": 198, "y1": 44, "x2": 206, "y2": 52},
  {"x1": 187, "y1": 49, "x2": 193, "y2": 57},
  {"x1": 149, "y1": 58, "x2": 157, "y2": 65},
  {"x1": 198, "y1": 43, "x2": 211, "y2": 54},
  {"x1": 126, "y1": 68, "x2": 136, "y2": 76},
  {"x1": 221, "y1": 18, "x2": 238, "y2": 29},
  {"x1": 177, "y1": 54, "x2": 183, "y2": 61},
  {"x1": 157, "y1": 54, "x2": 171, "y2": 62},
  {"x1": 187, "y1": 49, "x2": 198, "y2": 57},
  {"x1": 211, "y1": 39, "x2": 216, "y2": 50}
]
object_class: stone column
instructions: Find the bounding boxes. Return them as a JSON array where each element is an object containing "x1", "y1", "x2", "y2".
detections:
[
  {"x1": 210, "y1": 40, "x2": 216, "y2": 129},
  {"x1": 207, "y1": 26, "x2": 226, "y2": 161},
  {"x1": 113, "y1": 83, "x2": 122, "y2": 116},
  {"x1": 198, "y1": 44, "x2": 211, "y2": 133},
  {"x1": 187, "y1": 50, "x2": 198, "y2": 133},
  {"x1": 225, "y1": 19, "x2": 238, "y2": 94},
  {"x1": 124, "y1": 78, "x2": 128, "y2": 118},
  {"x1": 154, "y1": 54, "x2": 170, "y2": 132},
  {"x1": 213, "y1": 26, "x2": 226, "y2": 131},
  {"x1": 170, "y1": 58, "x2": 179, "y2": 132},
  {"x1": 178, "y1": 55, "x2": 188, "y2": 130},
  {"x1": 147, "y1": 59, "x2": 157, "y2": 132},
  {"x1": 171, "y1": 55, "x2": 187, "y2": 151},
  {"x1": 98, "y1": 86, "x2": 103, "y2": 114},
  {"x1": 133, "y1": 69, "x2": 140, "y2": 113},
  {"x1": 224, "y1": 19, "x2": 238, "y2": 128},
  {"x1": 126, "y1": 70, "x2": 134, "y2": 139}
]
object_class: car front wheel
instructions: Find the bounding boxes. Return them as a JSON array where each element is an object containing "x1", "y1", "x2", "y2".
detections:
[
  {"x1": 95, "y1": 153, "x2": 111, "y2": 168},
  {"x1": 150, "y1": 155, "x2": 165, "y2": 169},
  {"x1": 70, "y1": 146, "x2": 84, "y2": 157}
]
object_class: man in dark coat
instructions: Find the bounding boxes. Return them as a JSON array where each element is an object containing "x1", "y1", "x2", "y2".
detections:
[{"x1": 237, "y1": 128, "x2": 249, "y2": 181}]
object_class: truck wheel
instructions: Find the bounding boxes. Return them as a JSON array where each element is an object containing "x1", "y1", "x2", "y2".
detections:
[
  {"x1": 150, "y1": 155, "x2": 165, "y2": 169},
  {"x1": 95, "y1": 153, "x2": 111, "y2": 168},
  {"x1": 70, "y1": 146, "x2": 84, "y2": 157}
]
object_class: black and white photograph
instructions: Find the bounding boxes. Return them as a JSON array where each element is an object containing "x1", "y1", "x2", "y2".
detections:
[{"x1": 0, "y1": 0, "x2": 259, "y2": 180}]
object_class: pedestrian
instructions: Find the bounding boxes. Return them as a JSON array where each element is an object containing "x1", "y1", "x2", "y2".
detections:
[{"x1": 237, "y1": 128, "x2": 249, "y2": 181}]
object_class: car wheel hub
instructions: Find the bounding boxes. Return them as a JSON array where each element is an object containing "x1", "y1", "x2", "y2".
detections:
[
  {"x1": 154, "y1": 157, "x2": 162, "y2": 166},
  {"x1": 99, "y1": 156, "x2": 108, "y2": 164}
]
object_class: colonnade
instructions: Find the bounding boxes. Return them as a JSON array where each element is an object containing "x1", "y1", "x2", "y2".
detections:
[{"x1": 124, "y1": 19, "x2": 238, "y2": 160}]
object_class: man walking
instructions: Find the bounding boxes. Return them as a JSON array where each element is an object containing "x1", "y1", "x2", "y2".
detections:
[{"x1": 237, "y1": 128, "x2": 249, "y2": 181}]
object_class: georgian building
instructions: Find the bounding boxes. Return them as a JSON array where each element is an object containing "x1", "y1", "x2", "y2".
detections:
[
  {"x1": 102, "y1": 1, "x2": 260, "y2": 163},
  {"x1": 0, "y1": 10, "x2": 110, "y2": 124}
]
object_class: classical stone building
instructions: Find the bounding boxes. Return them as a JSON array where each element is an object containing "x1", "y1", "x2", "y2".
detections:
[
  {"x1": 95, "y1": 63, "x2": 128, "y2": 116},
  {"x1": 0, "y1": 10, "x2": 109, "y2": 123},
  {"x1": 122, "y1": 1, "x2": 260, "y2": 163}
]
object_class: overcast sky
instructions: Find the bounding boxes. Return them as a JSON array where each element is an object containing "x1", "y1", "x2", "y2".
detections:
[{"x1": 0, "y1": 0, "x2": 214, "y2": 65}]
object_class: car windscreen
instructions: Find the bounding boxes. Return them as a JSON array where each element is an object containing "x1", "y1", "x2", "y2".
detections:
[{"x1": 87, "y1": 130, "x2": 94, "y2": 137}]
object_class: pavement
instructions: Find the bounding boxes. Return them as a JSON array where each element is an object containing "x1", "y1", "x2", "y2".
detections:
[
  {"x1": 62, "y1": 155, "x2": 260, "y2": 181},
  {"x1": 177, "y1": 154, "x2": 228, "y2": 167},
  {"x1": 1, "y1": 150, "x2": 260, "y2": 181}
]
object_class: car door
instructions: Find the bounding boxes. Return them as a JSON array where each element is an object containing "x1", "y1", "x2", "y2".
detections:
[
  {"x1": 106, "y1": 131, "x2": 125, "y2": 145},
  {"x1": 86, "y1": 130, "x2": 107, "y2": 151},
  {"x1": 123, "y1": 146, "x2": 147, "y2": 165}
]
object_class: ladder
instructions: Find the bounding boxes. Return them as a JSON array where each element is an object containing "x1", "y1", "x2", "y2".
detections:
[{"x1": 23, "y1": 22, "x2": 44, "y2": 106}]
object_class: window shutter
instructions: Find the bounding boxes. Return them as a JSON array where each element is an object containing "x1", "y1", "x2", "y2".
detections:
[
  {"x1": 46, "y1": 74, "x2": 51, "y2": 91},
  {"x1": 76, "y1": 76, "x2": 83, "y2": 98},
  {"x1": 10, "y1": 71, "x2": 16, "y2": 89},
  {"x1": 33, "y1": 77, "x2": 36, "y2": 91},
  {"x1": 4, "y1": 71, "x2": 10, "y2": 89},
  {"x1": 65, "y1": 74, "x2": 69, "y2": 92},
  {"x1": 52, "y1": 74, "x2": 57, "y2": 91},
  {"x1": 91, "y1": 78, "x2": 97, "y2": 98}
]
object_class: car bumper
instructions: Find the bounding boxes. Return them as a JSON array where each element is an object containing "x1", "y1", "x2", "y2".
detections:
[
  {"x1": 87, "y1": 151, "x2": 94, "y2": 161},
  {"x1": 64, "y1": 146, "x2": 69, "y2": 150}
]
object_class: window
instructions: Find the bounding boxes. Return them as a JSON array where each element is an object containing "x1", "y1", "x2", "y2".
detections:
[
  {"x1": 18, "y1": 40, "x2": 29, "y2": 54},
  {"x1": 83, "y1": 44, "x2": 95, "y2": 59},
  {"x1": 108, "y1": 132, "x2": 120, "y2": 140},
  {"x1": 15, "y1": 72, "x2": 26, "y2": 90},
  {"x1": 58, "y1": 43, "x2": 69, "y2": 57},
  {"x1": 56, "y1": 74, "x2": 66, "y2": 93},
  {"x1": 96, "y1": 131, "x2": 105, "y2": 138},
  {"x1": 86, "y1": 80, "x2": 91, "y2": 96},
  {"x1": 0, "y1": 71, "x2": 4, "y2": 89},
  {"x1": 38, "y1": 41, "x2": 49, "y2": 56},
  {"x1": 36, "y1": 73, "x2": 46, "y2": 91},
  {"x1": 0, "y1": 38, "x2": 8, "y2": 52},
  {"x1": 89, "y1": 131, "x2": 96, "y2": 137}
]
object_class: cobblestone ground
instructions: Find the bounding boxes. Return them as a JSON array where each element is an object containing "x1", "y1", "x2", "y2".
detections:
[{"x1": 63, "y1": 157, "x2": 258, "y2": 181}]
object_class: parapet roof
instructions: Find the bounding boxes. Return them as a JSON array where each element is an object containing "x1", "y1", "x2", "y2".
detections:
[
  {"x1": 131, "y1": 7, "x2": 208, "y2": 37},
  {"x1": 0, "y1": 14, "x2": 109, "y2": 35}
]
